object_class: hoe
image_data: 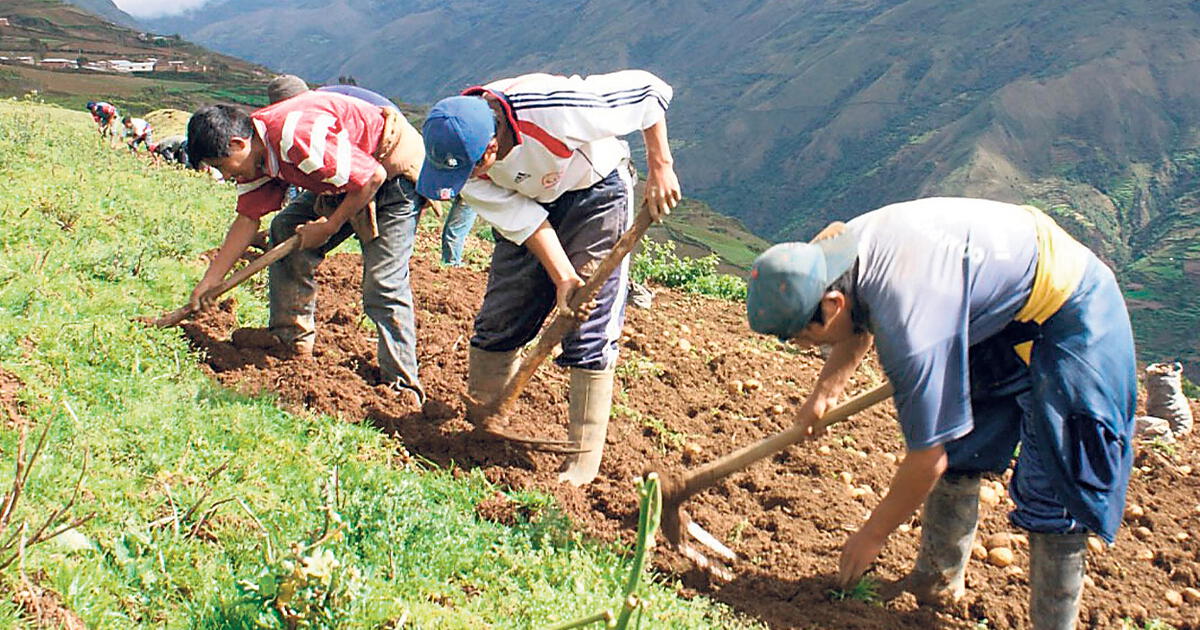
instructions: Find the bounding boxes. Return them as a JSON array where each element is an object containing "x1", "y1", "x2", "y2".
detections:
[
  {"x1": 148, "y1": 235, "x2": 300, "y2": 328},
  {"x1": 653, "y1": 381, "x2": 894, "y2": 579}
]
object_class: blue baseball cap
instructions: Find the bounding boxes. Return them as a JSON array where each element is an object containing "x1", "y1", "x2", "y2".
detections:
[
  {"x1": 417, "y1": 96, "x2": 495, "y2": 201},
  {"x1": 746, "y1": 226, "x2": 859, "y2": 341}
]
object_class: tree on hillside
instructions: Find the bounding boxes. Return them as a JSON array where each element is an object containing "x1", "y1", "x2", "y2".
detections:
[{"x1": 337, "y1": 75, "x2": 358, "y2": 86}]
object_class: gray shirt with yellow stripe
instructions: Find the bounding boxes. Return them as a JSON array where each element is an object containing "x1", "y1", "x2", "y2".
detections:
[{"x1": 847, "y1": 198, "x2": 1040, "y2": 451}]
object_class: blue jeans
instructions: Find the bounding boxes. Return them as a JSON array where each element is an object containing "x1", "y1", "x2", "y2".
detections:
[
  {"x1": 267, "y1": 177, "x2": 424, "y2": 399},
  {"x1": 440, "y1": 197, "x2": 477, "y2": 266},
  {"x1": 471, "y1": 168, "x2": 633, "y2": 371},
  {"x1": 943, "y1": 258, "x2": 1135, "y2": 542}
]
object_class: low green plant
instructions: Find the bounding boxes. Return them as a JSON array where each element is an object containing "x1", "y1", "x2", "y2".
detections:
[
  {"x1": 550, "y1": 475, "x2": 662, "y2": 630},
  {"x1": 614, "y1": 352, "x2": 664, "y2": 381},
  {"x1": 827, "y1": 576, "x2": 881, "y2": 604},
  {"x1": 632, "y1": 241, "x2": 747, "y2": 301},
  {"x1": 614, "y1": 404, "x2": 688, "y2": 452},
  {"x1": 1121, "y1": 619, "x2": 1177, "y2": 630}
]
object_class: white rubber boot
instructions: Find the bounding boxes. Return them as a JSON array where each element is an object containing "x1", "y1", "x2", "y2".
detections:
[{"x1": 557, "y1": 367, "x2": 615, "y2": 486}]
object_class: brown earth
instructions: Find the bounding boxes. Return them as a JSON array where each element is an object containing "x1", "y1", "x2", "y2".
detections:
[
  {"x1": 1, "y1": 368, "x2": 24, "y2": 428},
  {"x1": 5, "y1": 572, "x2": 87, "y2": 630},
  {"x1": 176, "y1": 236, "x2": 1200, "y2": 630}
]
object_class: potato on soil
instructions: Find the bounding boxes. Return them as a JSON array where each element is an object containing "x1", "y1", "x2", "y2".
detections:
[
  {"x1": 1182, "y1": 587, "x2": 1200, "y2": 604},
  {"x1": 1164, "y1": 589, "x2": 1183, "y2": 607},
  {"x1": 972, "y1": 543, "x2": 988, "y2": 560},
  {"x1": 984, "y1": 532, "x2": 1011, "y2": 550},
  {"x1": 1086, "y1": 536, "x2": 1105, "y2": 554},
  {"x1": 1124, "y1": 503, "x2": 1145, "y2": 520},
  {"x1": 987, "y1": 547, "x2": 1014, "y2": 567},
  {"x1": 978, "y1": 485, "x2": 1000, "y2": 506}
]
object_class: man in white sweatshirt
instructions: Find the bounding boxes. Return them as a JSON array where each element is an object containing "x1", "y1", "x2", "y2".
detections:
[{"x1": 418, "y1": 70, "x2": 680, "y2": 485}]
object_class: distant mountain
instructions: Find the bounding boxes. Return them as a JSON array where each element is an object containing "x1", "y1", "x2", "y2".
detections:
[{"x1": 61, "y1": 0, "x2": 142, "y2": 29}]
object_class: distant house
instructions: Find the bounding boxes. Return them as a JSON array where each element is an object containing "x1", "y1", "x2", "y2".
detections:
[
  {"x1": 38, "y1": 58, "x2": 78, "y2": 70},
  {"x1": 107, "y1": 59, "x2": 156, "y2": 73},
  {"x1": 162, "y1": 60, "x2": 193, "y2": 72},
  {"x1": 0, "y1": 17, "x2": 10, "y2": 27},
  {"x1": 16, "y1": 56, "x2": 34, "y2": 65}
]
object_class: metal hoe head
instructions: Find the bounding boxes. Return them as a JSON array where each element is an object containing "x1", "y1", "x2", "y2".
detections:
[
  {"x1": 466, "y1": 396, "x2": 585, "y2": 454},
  {"x1": 658, "y1": 473, "x2": 738, "y2": 581}
]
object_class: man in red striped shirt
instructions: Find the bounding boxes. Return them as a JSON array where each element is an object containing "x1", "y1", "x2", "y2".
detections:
[{"x1": 185, "y1": 90, "x2": 427, "y2": 406}]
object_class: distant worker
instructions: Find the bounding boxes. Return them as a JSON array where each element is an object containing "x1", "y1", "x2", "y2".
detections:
[
  {"x1": 746, "y1": 197, "x2": 1136, "y2": 629},
  {"x1": 418, "y1": 70, "x2": 680, "y2": 485},
  {"x1": 185, "y1": 81, "x2": 428, "y2": 409},
  {"x1": 123, "y1": 116, "x2": 154, "y2": 153},
  {"x1": 86, "y1": 101, "x2": 119, "y2": 141},
  {"x1": 151, "y1": 135, "x2": 189, "y2": 166},
  {"x1": 440, "y1": 196, "x2": 477, "y2": 267}
]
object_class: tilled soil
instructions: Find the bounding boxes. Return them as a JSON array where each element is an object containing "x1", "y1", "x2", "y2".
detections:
[{"x1": 178, "y1": 242, "x2": 1200, "y2": 629}]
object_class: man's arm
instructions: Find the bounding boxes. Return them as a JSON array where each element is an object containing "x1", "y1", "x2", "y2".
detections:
[
  {"x1": 839, "y1": 443, "x2": 948, "y2": 586},
  {"x1": 523, "y1": 220, "x2": 591, "y2": 320},
  {"x1": 189, "y1": 213, "x2": 261, "y2": 310},
  {"x1": 641, "y1": 119, "x2": 681, "y2": 221},
  {"x1": 294, "y1": 163, "x2": 386, "y2": 249},
  {"x1": 793, "y1": 331, "x2": 874, "y2": 437}
]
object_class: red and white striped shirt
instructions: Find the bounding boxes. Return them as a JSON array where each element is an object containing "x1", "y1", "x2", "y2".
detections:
[{"x1": 234, "y1": 91, "x2": 386, "y2": 220}]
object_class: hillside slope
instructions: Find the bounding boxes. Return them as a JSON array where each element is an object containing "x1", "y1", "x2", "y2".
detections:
[
  {"x1": 144, "y1": 0, "x2": 1200, "y2": 378},
  {"x1": 1, "y1": 0, "x2": 270, "y2": 112}
]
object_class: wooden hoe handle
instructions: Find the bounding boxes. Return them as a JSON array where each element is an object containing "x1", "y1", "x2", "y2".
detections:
[
  {"x1": 675, "y1": 381, "x2": 895, "y2": 502},
  {"x1": 487, "y1": 206, "x2": 656, "y2": 417},
  {"x1": 153, "y1": 235, "x2": 302, "y2": 328}
]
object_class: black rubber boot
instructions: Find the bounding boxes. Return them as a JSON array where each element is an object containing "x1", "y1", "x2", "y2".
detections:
[
  {"x1": 1029, "y1": 532, "x2": 1086, "y2": 630},
  {"x1": 896, "y1": 474, "x2": 980, "y2": 605}
]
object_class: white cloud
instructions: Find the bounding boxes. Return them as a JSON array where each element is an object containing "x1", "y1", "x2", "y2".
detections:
[{"x1": 112, "y1": 0, "x2": 213, "y2": 19}]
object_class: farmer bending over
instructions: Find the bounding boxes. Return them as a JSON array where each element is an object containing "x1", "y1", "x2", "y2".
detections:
[
  {"x1": 418, "y1": 70, "x2": 680, "y2": 485},
  {"x1": 746, "y1": 197, "x2": 1135, "y2": 630},
  {"x1": 185, "y1": 86, "x2": 428, "y2": 408},
  {"x1": 86, "y1": 101, "x2": 119, "y2": 141},
  {"x1": 123, "y1": 116, "x2": 154, "y2": 153}
]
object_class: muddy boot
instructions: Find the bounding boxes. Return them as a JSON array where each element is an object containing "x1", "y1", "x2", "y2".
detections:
[
  {"x1": 465, "y1": 346, "x2": 521, "y2": 426},
  {"x1": 230, "y1": 327, "x2": 312, "y2": 358},
  {"x1": 558, "y1": 367, "x2": 615, "y2": 487},
  {"x1": 1029, "y1": 532, "x2": 1086, "y2": 630},
  {"x1": 893, "y1": 474, "x2": 980, "y2": 605}
]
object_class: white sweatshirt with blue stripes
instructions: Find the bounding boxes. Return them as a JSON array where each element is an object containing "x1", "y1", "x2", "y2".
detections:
[{"x1": 460, "y1": 70, "x2": 672, "y2": 244}]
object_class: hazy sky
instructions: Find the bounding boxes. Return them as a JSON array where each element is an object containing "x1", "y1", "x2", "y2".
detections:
[{"x1": 112, "y1": 0, "x2": 213, "y2": 18}]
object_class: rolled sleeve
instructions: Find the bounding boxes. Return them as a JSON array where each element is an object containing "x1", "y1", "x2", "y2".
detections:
[
  {"x1": 462, "y1": 178, "x2": 548, "y2": 245},
  {"x1": 235, "y1": 176, "x2": 289, "y2": 220}
]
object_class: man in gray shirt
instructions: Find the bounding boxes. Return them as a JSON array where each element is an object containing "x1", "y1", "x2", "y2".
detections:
[{"x1": 747, "y1": 197, "x2": 1135, "y2": 630}]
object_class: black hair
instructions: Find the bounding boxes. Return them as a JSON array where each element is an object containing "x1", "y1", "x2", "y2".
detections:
[
  {"x1": 121, "y1": 116, "x2": 131, "y2": 124},
  {"x1": 186, "y1": 104, "x2": 253, "y2": 170},
  {"x1": 808, "y1": 260, "x2": 869, "y2": 333}
]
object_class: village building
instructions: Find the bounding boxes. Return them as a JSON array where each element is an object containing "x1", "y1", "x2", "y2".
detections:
[{"x1": 38, "y1": 58, "x2": 78, "y2": 70}]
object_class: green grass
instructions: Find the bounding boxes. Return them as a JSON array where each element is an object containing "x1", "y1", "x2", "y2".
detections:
[{"x1": 0, "y1": 98, "x2": 763, "y2": 628}]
